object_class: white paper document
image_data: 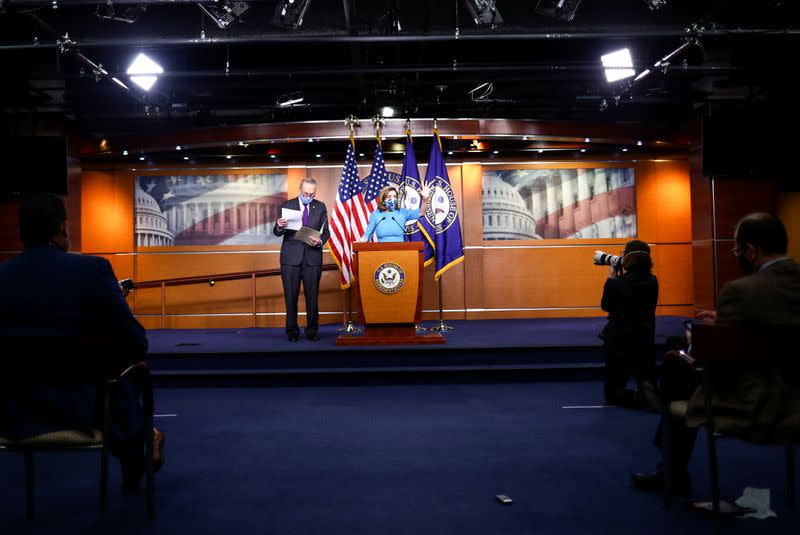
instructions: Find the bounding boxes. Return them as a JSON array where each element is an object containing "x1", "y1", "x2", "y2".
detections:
[{"x1": 281, "y1": 208, "x2": 303, "y2": 231}]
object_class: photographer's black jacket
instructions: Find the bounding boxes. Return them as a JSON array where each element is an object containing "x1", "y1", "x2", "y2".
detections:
[{"x1": 600, "y1": 270, "x2": 659, "y2": 351}]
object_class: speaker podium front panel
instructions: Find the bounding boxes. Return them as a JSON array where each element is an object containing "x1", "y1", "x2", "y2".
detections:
[{"x1": 336, "y1": 242, "x2": 444, "y2": 346}]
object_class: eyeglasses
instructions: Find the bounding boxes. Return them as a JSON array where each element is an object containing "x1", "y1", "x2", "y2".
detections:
[{"x1": 731, "y1": 245, "x2": 745, "y2": 256}]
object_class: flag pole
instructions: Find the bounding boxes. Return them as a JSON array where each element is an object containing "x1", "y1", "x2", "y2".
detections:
[
  {"x1": 429, "y1": 276, "x2": 454, "y2": 332},
  {"x1": 405, "y1": 118, "x2": 427, "y2": 334},
  {"x1": 427, "y1": 120, "x2": 454, "y2": 333},
  {"x1": 339, "y1": 114, "x2": 363, "y2": 335}
]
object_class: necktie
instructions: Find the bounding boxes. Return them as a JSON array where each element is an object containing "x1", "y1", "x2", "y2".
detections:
[{"x1": 302, "y1": 204, "x2": 309, "y2": 226}]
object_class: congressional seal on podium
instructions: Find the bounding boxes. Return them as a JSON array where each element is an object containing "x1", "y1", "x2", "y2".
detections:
[{"x1": 373, "y1": 262, "x2": 405, "y2": 295}]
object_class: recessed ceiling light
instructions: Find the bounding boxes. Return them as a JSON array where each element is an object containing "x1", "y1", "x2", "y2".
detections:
[
  {"x1": 359, "y1": 153, "x2": 365, "y2": 157},
  {"x1": 176, "y1": 145, "x2": 182, "y2": 150},
  {"x1": 584, "y1": 137, "x2": 591, "y2": 143},
  {"x1": 139, "y1": 156, "x2": 145, "y2": 161},
  {"x1": 636, "y1": 140, "x2": 643, "y2": 146},
  {"x1": 492, "y1": 150, "x2": 499, "y2": 155},
  {"x1": 315, "y1": 153, "x2": 321, "y2": 158},
  {"x1": 447, "y1": 151, "x2": 453, "y2": 155},
  {"x1": 270, "y1": 154, "x2": 276, "y2": 159},
  {"x1": 226, "y1": 155, "x2": 232, "y2": 159},
  {"x1": 538, "y1": 149, "x2": 543, "y2": 153},
  {"x1": 122, "y1": 150, "x2": 128, "y2": 156},
  {"x1": 522, "y1": 136, "x2": 528, "y2": 141},
  {"x1": 308, "y1": 138, "x2": 314, "y2": 143},
  {"x1": 622, "y1": 148, "x2": 629, "y2": 152},
  {"x1": 183, "y1": 156, "x2": 189, "y2": 160},
  {"x1": 580, "y1": 149, "x2": 586, "y2": 153}
]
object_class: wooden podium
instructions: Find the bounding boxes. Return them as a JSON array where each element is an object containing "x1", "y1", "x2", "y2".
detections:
[{"x1": 336, "y1": 242, "x2": 445, "y2": 346}]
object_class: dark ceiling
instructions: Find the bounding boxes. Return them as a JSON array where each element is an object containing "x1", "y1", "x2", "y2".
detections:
[{"x1": 1, "y1": 0, "x2": 798, "y2": 142}]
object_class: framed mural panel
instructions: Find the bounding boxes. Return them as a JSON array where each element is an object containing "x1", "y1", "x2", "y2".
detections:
[
  {"x1": 134, "y1": 172, "x2": 288, "y2": 247},
  {"x1": 481, "y1": 167, "x2": 636, "y2": 240}
]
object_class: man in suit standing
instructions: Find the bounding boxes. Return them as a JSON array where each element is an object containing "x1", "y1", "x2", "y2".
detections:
[
  {"x1": 0, "y1": 193, "x2": 163, "y2": 493},
  {"x1": 274, "y1": 178, "x2": 331, "y2": 342},
  {"x1": 633, "y1": 212, "x2": 800, "y2": 495}
]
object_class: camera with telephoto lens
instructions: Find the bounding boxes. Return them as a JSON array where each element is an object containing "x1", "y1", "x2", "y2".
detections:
[{"x1": 593, "y1": 250, "x2": 623, "y2": 270}]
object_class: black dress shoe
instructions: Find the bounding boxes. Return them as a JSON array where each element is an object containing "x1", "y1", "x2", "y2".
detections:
[
  {"x1": 306, "y1": 333, "x2": 320, "y2": 341},
  {"x1": 288, "y1": 334, "x2": 299, "y2": 342},
  {"x1": 632, "y1": 470, "x2": 692, "y2": 496}
]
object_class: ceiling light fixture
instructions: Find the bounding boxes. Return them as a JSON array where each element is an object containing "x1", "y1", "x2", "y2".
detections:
[
  {"x1": 198, "y1": 1, "x2": 250, "y2": 29},
  {"x1": 273, "y1": 0, "x2": 311, "y2": 29},
  {"x1": 464, "y1": 0, "x2": 503, "y2": 27},
  {"x1": 126, "y1": 52, "x2": 163, "y2": 92},
  {"x1": 535, "y1": 0, "x2": 582, "y2": 22},
  {"x1": 601, "y1": 48, "x2": 635, "y2": 83},
  {"x1": 380, "y1": 106, "x2": 395, "y2": 118},
  {"x1": 277, "y1": 91, "x2": 305, "y2": 108}
]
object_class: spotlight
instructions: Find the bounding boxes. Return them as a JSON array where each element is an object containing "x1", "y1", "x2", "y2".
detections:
[
  {"x1": 95, "y1": 3, "x2": 146, "y2": 24},
  {"x1": 273, "y1": 0, "x2": 311, "y2": 29},
  {"x1": 535, "y1": 0, "x2": 582, "y2": 22},
  {"x1": 381, "y1": 106, "x2": 396, "y2": 118},
  {"x1": 198, "y1": 1, "x2": 250, "y2": 29},
  {"x1": 277, "y1": 91, "x2": 305, "y2": 108},
  {"x1": 464, "y1": 0, "x2": 503, "y2": 27},
  {"x1": 643, "y1": 0, "x2": 666, "y2": 10},
  {"x1": 126, "y1": 52, "x2": 163, "y2": 92},
  {"x1": 601, "y1": 48, "x2": 635, "y2": 83}
]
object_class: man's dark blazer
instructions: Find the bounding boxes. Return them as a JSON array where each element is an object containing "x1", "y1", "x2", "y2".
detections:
[
  {"x1": 273, "y1": 197, "x2": 331, "y2": 264},
  {"x1": 686, "y1": 258, "x2": 800, "y2": 442},
  {"x1": 0, "y1": 244, "x2": 148, "y2": 439}
]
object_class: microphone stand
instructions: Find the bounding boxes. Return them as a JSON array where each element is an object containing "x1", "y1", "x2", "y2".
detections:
[{"x1": 427, "y1": 277, "x2": 454, "y2": 332}]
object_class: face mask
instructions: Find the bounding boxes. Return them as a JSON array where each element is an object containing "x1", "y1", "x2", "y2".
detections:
[
  {"x1": 385, "y1": 198, "x2": 397, "y2": 211},
  {"x1": 737, "y1": 253, "x2": 756, "y2": 275},
  {"x1": 300, "y1": 194, "x2": 314, "y2": 205}
]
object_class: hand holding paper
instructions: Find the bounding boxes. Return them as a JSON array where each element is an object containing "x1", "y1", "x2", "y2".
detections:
[{"x1": 281, "y1": 208, "x2": 303, "y2": 231}]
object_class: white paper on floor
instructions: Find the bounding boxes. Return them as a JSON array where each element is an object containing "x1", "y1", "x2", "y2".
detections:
[{"x1": 735, "y1": 487, "x2": 777, "y2": 519}]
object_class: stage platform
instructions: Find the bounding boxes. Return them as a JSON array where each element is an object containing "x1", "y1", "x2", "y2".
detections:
[{"x1": 147, "y1": 316, "x2": 689, "y2": 377}]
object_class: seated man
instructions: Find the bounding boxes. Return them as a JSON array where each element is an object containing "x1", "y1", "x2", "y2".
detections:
[
  {"x1": 0, "y1": 193, "x2": 164, "y2": 492},
  {"x1": 632, "y1": 212, "x2": 800, "y2": 495}
]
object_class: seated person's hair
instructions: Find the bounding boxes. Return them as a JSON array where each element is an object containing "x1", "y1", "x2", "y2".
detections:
[
  {"x1": 622, "y1": 239, "x2": 653, "y2": 272},
  {"x1": 735, "y1": 213, "x2": 788, "y2": 255},
  {"x1": 19, "y1": 193, "x2": 67, "y2": 246}
]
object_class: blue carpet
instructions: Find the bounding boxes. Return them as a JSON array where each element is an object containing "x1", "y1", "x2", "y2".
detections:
[{"x1": 2, "y1": 379, "x2": 796, "y2": 534}]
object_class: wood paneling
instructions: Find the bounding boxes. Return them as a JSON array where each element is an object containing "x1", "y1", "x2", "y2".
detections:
[
  {"x1": 72, "y1": 152, "x2": 699, "y2": 328},
  {"x1": 713, "y1": 178, "x2": 777, "y2": 239},
  {"x1": 778, "y1": 192, "x2": 800, "y2": 261}
]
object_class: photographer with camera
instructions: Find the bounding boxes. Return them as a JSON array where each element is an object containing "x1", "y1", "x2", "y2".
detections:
[{"x1": 597, "y1": 240, "x2": 658, "y2": 408}]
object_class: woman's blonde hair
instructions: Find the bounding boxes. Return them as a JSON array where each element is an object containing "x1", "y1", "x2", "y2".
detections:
[{"x1": 377, "y1": 186, "x2": 400, "y2": 212}]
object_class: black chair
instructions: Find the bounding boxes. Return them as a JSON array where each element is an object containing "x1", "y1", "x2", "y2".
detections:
[
  {"x1": 658, "y1": 323, "x2": 798, "y2": 533},
  {"x1": 0, "y1": 335, "x2": 155, "y2": 520}
]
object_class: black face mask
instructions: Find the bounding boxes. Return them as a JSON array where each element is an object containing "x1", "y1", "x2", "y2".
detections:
[{"x1": 737, "y1": 253, "x2": 756, "y2": 275}]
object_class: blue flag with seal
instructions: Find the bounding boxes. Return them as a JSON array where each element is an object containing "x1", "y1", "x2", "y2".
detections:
[
  {"x1": 399, "y1": 133, "x2": 434, "y2": 264},
  {"x1": 420, "y1": 130, "x2": 464, "y2": 280}
]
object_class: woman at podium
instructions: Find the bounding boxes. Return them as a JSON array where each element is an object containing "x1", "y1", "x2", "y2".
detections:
[{"x1": 361, "y1": 185, "x2": 430, "y2": 243}]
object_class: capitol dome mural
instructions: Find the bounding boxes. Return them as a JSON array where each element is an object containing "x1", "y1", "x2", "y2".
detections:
[
  {"x1": 482, "y1": 176, "x2": 539, "y2": 240},
  {"x1": 135, "y1": 178, "x2": 174, "y2": 247}
]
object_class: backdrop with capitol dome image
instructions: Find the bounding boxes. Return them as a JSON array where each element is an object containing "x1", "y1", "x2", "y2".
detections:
[
  {"x1": 481, "y1": 168, "x2": 636, "y2": 240},
  {"x1": 134, "y1": 173, "x2": 288, "y2": 247}
]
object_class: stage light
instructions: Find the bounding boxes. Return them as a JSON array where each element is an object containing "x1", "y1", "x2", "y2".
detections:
[
  {"x1": 464, "y1": 0, "x2": 503, "y2": 27},
  {"x1": 381, "y1": 106, "x2": 396, "y2": 117},
  {"x1": 643, "y1": 0, "x2": 666, "y2": 10},
  {"x1": 126, "y1": 53, "x2": 163, "y2": 92},
  {"x1": 198, "y1": 1, "x2": 250, "y2": 29},
  {"x1": 601, "y1": 48, "x2": 635, "y2": 83},
  {"x1": 277, "y1": 91, "x2": 304, "y2": 108},
  {"x1": 535, "y1": 0, "x2": 582, "y2": 22},
  {"x1": 273, "y1": 0, "x2": 311, "y2": 29}
]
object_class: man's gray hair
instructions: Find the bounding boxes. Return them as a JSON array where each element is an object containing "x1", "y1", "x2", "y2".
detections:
[{"x1": 300, "y1": 178, "x2": 317, "y2": 188}]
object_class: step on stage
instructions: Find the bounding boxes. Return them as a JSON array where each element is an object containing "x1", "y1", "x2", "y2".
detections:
[{"x1": 146, "y1": 316, "x2": 688, "y2": 376}]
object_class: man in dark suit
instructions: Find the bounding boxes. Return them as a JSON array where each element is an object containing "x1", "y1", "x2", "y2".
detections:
[
  {"x1": 633, "y1": 212, "x2": 800, "y2": 495},
  {"x1": 0, "y1": 193, "x2": 162, "y2": 492},
  {"x1": 273, "y1": 178, "x2": 330, "y2": 342}
]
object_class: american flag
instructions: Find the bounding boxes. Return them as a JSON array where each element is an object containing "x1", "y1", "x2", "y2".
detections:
[
  {"x1": 328, "y1": 141, "x2": 367, "y2": 288},
  {"x1": 363, "y1": 141, "x2": 391, "y2": 207}
]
